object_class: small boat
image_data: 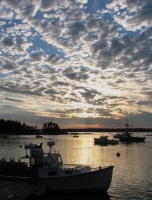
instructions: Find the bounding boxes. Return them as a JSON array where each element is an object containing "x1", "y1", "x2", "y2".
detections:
[
  {"x1": 73, "y1": 135, "x2": 79, "y2": 137},
  {"x1": 0, "y1": 141, "x2": 114, "y2": 192},
  {"x1": 36, "y1": 134, "x2": 43, "y2": 138},
  {"x1": 119, "y1": 124, "x2": 146, "y2": 142},
  {"x1": 113, "y1": 133, "x2": 121, "y2": 139},
  {"x1": 0, "y1": 134, "x2": 9, "y2": 139},
  {"x1": 94, "y1": 136, "x2": 118, "y2": 145},
  {"x1": 144, "y1": 134, "x2": 152, "y2": 136}
]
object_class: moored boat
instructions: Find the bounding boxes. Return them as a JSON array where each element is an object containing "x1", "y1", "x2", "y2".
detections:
[
  {"x1": 0, "y1": 141, "x2": 114, "y2": 192},
  {"x1": 144, "y1": 134, "x2": 152, "y2": 136},
  {"x1": 113, "y1": 133, "x2": 121, "y2": 139},
  {"x1": 94, "y1": 136, "x2": 118, "y2": 145},
  {"x1": 119, "y1": 124, "x2": 146, "y2": 142},
  {"x1": 73, "y1": 135, "x2": 79, "y2": 137},
  {"x1": 36, "y1": 134, "x2": 43, "y2": 138}
]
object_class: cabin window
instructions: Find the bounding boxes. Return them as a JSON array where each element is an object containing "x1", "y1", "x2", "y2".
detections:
[
  {"x1": 58, "y1": 155, "x2": 62, "y2": 163},
  {"x1": 30, "y1": 158, "x2": 35, "y2": 166},
  {"x1": 65, "y1": 171, "x2": 72, "y2": 174},
  {"x1": 48, "y1": 171, "x2": 57, "y2": 176},
  {"x1": 43, "y1": 155, "x2": 62, "y2": 166}
]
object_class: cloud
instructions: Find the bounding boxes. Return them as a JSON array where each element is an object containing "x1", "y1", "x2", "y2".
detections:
[
  {"x1": 30, "y1": 49, "x2": 47, "y2": 63},
  {"x1": 2, "y1": 37, "x2": 15, "y2": 46},
  {"x1": 0, "y1": 0, "x2": 152, "y2": 128},
  {"x1": 67, "y1": 22, "x2": 87, "y2": 41},
  {"x1": 0, "y1": 85, "x2": 43, "y2": 97},
  {"x1": 2, "y1": 62, "x2": 16, "y2": 71},
  {"x1": 106, "y1": 0, "x2": 152, "y2": 31},
  {"x1": 63, "y1": 67, "x2": 89, "y2": 81},
  {"x1": 40, "y1": 0, "x2": 58, "y2": 11},
  {"x1": 4, "y1": 97, "x2": 25, "y2": 103},
  {"x1": 48, "y1": 54, "x2": 61, "y2": 64}
]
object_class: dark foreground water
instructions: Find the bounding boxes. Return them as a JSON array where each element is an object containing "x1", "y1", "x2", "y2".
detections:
[{"x1": 0, "y1": 132, "x2": 152, "y2": 200}]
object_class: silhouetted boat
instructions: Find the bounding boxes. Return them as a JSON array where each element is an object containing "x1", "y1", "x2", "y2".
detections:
[
  {"x1": 0, "y1": 141, "x2": 114, "y2": 192},
  {"x1": 119, "y1": 124, "x2": 146, "y2": 142},
  {"x1": 144, "y1": 134, "x2": 152, "y2": 136},
  {"x1": 113, "y1": 133, "x2": 121, "y2": 139},
  {"x1": 36, "y1": 134, "x2": 43, "y2": 138},
  {"x1": 94, "y1": 136, "x2": 118, "y2": 145},
  {"x1": 73, "y1": 135, "x2": 79, "y2": 137}
]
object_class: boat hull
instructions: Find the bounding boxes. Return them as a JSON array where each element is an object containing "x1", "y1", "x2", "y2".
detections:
[
  {"x1": 43, "y1": 166, "x2": 113, "y2": 191},
  {"x1": 120, "y1": 137, "x2": 145, "y2": 142},
  {"x1": 0, "y1": 166, "x2": 114, "y2": 192},
  {"x1": 94, "y1": 140, "x2": 118, "y2": 145}
]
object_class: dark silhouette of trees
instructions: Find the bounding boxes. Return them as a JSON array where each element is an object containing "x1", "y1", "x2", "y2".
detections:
[
  {"x1": 42, "y1": 121, "x2": 60, "y2": 133},
  {"x1": 0, "y1": 119, "x2": 68, "y2": 135},
  {"x1": 0, "y1": 119, "x2": 38, "y2": 135}
]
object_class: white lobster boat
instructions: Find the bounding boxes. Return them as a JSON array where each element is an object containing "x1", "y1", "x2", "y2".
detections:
[{"x1": 0, "y1": 141, "x2": 114, "y2": 192}]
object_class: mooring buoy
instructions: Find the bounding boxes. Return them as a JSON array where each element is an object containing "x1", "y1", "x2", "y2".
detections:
[{"x1": 116, "y1": 152, "x2": 120, "y2": 157}]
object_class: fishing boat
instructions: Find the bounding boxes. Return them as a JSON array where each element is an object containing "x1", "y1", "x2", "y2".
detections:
[
  {"x1": 144, "y1": 134, "x2": 152, "y2": 136},
  {"x1": 0, "y1": 141, "x2": 114, "y2": 192},
  {"x1": 119, "y1": 124, "x2": 146, "y2": 142},
  {"x1": 73, "y1": 135, "x2": 79, "y2": 137},
  {"x1": 94, "y1": 136, "x2": 118, "y2": 145},
  {"x1": 36, "y1": 134, "x2": 43, "y2": 138},
  {"x1": 113, "y1": 133, "x2": 121, "y2": 139}
]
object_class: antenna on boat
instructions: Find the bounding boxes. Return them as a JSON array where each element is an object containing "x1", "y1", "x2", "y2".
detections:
[{"x1": 47, "y1": 141, "x2": 55, "y2": 154}]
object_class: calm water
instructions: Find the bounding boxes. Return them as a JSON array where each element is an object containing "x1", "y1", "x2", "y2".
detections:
[{"x1": 0, "y1": 132, "x2": 152, "y2": 200}]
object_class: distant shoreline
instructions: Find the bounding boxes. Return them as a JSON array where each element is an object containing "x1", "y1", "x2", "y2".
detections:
[
  {"x1": 1, "y1": 128, "x2": 152, "y2": 135},
  {"x1": 61, "y1": 128, "x2": 152, "y2": 132}
]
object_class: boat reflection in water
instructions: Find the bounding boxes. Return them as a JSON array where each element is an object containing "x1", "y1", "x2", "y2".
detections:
[{"x1": 43, "y1": 190, "x2": 110, "y2": 200}]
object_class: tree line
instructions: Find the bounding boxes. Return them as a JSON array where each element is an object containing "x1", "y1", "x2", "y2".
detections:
[
  {"x1": 0, "y1": 119, "x2": 65, "y2": 135},
  {"x1": 0, "y1": 119, "x2": 38, "y2": 134}
]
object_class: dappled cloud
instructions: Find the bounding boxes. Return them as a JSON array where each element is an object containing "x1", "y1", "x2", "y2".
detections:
[{"x1": 0, "y1": 0, "x2": 152, "y2": 128}]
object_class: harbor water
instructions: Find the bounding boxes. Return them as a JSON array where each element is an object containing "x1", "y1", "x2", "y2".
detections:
[{"x1": 0, "y1": 133, "x2": 152, "y2": 200}]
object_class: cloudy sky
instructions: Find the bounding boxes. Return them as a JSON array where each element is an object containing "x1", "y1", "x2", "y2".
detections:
[{"x1": 0, "y1": 0, "x2": 152, "y2": 129}]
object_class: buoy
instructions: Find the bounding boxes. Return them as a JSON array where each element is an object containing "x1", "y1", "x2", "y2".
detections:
[
  {"x1": 19, "y1": 145, "x2": 22, "y2": 148},
  {"x1": 117, "y1": 152, "x2": 120, "y2": 157}
]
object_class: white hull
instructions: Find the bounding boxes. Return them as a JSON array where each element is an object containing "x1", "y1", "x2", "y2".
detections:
[
  {"x1": 0, "y1": 166, "x2": 113, "y2": 192},
  {"x1": 43, "y1": 166, "x2": 113, "y2": 191},
  {"x1": 0, "y1": 141, "x2": 114, "y2": 192}
]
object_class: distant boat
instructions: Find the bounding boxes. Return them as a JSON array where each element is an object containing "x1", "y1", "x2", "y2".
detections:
[
  {"x1": 73, "y1": 135, "x2": 79, "y2": 137},
  {"x1": 119, "y1": 124, "x2": 146, "y2": 142},
  {"x1": 0, "y1": 134, "x2": 9, "y2": 139},
  {"x1": 36, "y1": 135, "x2": 43, "y2": 138},
  {"x1": 144, "y1": 134, "x2": 152, "y2": 136},
  {"x1": 113, "y1": 133, "x2": 121, "y2": 139},
  {"x1": 94, "y1": 136, "x2": 118, "y2": 145}
]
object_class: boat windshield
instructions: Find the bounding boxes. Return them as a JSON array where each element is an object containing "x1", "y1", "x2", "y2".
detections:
[{"x1": 43, "y1": 154, "x2": 62, "y2": 166}]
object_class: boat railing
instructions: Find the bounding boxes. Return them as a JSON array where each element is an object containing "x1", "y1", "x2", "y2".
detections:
[
  {"x1": 90, "y1": 166, "x2": 110, "y2": 171},
  {"x1": 49, "y1": 167, "x2": 79, "y2": 171},
  {"x1": 50, "y1": 164, "x2": 85, "y2": 171}
]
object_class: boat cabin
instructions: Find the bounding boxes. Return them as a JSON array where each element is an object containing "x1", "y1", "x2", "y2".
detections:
[{"x1": 0, "y1": 141, "x2": 91, "y2": 178}]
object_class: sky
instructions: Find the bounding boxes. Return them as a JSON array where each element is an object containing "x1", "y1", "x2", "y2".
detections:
[{"x1": 0, "y1": 0, "x2": 152, "y2": 129}]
